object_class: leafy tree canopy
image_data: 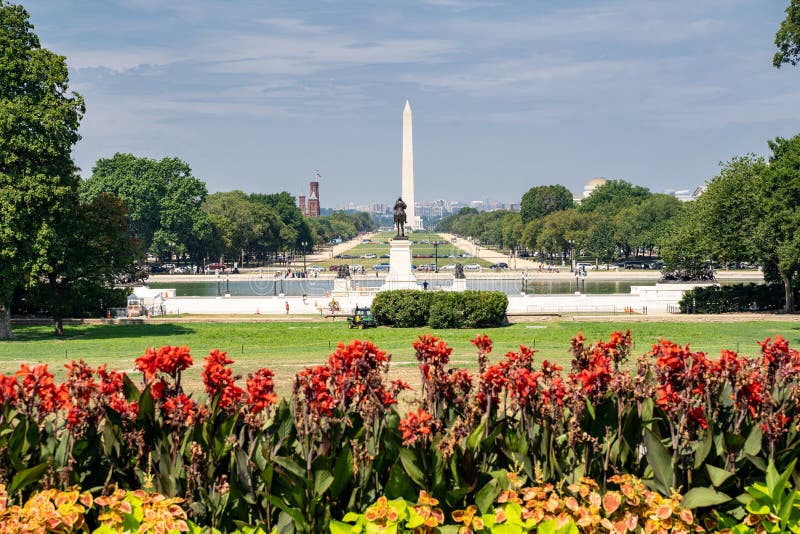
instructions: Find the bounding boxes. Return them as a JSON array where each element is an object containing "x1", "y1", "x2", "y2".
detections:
[
  {"x1": 0, "y1": 1, "x2": 85, "y2": 338},
  {"x1": 774, "y1": 0, "x2": 800, "y2": 68},
  {"x1": 577, "y1": 179, "x2": 651, "y2": 214},
  {"x1": 520, "y1": 184, "x2": 574, "y2": 223}
]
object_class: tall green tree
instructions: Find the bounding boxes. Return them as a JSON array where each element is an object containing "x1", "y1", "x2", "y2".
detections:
[
  {"x1": 81, "y1": 154, "x2": 209, "y2": 262},
  {"x1": 577, "y1": 179, "x2": 651, "y2": 214},
  {"x1": 520, "y1": 184, "x2": 573, "y2": 223},
  {"x1": 34, "y1": 193, "x2": 140, "y2": 335},
  {"x1": 0, "y1": 1, "x2": 85, "y2": 339},
  {"x1": 757, "y1": 136, "x2": 800, "y2": 312},
  {"x1": 774, "y1": 0, "x2": 800, "y2": 67}
]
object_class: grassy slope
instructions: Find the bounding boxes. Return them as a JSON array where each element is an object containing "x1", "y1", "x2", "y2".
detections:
[
  {"x1": 2, "y1": 320, "x2": 798, "y2": 396},
  {"x1": 311, "y1": 231, "x2": 492, "y2": 269}
]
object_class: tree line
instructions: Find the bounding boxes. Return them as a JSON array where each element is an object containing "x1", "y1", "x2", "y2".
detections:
[
  {"x1": 437, "y1": 181, "x2": 683, "y2": 266},
  {"x1": 80, "y1": 153, "x2": 375, "y2": 269}
]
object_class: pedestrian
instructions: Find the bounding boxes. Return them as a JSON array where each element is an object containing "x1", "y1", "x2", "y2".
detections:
[
  {"x1": 423, "y1": 280, "x2": 429, "y2": 290},
  {"x1": 285, "y1": 301, "x2": 289, "y2": 315}
]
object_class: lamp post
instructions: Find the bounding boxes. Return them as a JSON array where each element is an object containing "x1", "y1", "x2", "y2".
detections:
[
  {"x1": 568, "y1": 240, "x2": 574, "y2": 272},
  {"x1": 433, "y1": 241, "x2": 439, "y2": 273},
  {"x1": 301, "y1": 240, "x2": 308, "y2": 275},
  {"x1": 225, "y1": 275, "x2": 229, "y2": 295}
]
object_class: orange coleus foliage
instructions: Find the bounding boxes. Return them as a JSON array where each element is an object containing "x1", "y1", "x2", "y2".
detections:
[
  {"x1": 492, "y1": 473, "x2": 702, "y2": 534},
  {"x1": 0, "y1": 484, "x2": 92, "y2": 533}
]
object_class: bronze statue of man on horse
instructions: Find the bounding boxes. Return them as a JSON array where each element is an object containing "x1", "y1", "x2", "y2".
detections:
[{"x1": 393, "y1": 197, "x2": 407, "y2": 237}]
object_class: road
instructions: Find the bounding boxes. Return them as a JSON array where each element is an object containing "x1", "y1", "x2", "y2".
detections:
[
  {"x1": 306, "y1": 232, "x2": 377, "y2": 261},
  {"x1": 436, "y1": 233, "x2": 541, "y2": 269}
]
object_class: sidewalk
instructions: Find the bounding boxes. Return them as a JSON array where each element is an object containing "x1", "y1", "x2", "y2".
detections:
[{"x1": 306, "y1": 232, "x2": 377, "y2": 262}]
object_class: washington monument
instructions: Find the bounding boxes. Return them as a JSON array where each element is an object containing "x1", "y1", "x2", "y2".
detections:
[{"x1": 401, "y1": 100, "x2": 416, "y2": 230}]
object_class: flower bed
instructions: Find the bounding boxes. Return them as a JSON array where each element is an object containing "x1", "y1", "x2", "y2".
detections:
[{"x1": 0, "y1": 330, "x2": 799, "y2": 531}]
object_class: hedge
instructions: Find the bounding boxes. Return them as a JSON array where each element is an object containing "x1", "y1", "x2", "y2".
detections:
[
  {"x1": 372, "y1": 290, "x2": 507, "y2": 328},
  {"x1": 679, "y1": 283, "x2": 784, "y2": 313}
]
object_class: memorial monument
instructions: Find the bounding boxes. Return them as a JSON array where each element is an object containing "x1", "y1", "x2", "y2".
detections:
[{"x1": 381, "y1": 102, "x2": 421, "y2": 290}]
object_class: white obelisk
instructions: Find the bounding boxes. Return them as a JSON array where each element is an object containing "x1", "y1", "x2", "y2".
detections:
[{"x1": 402, "y1": 100, "x2": 416, "y2": 230}]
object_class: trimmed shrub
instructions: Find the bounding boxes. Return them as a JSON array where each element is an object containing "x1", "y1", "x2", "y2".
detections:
[
  {"x1": 374, "y1": 290, "x2": 508, "y2": 328},
  {"x1": 372, "y1": 290, "x2": 432, "y2": 327},
  {"x1": 462, "y1": 290, "x2": 508, "y2": 328},
  {"x1": 428, "y1": 292, "x2": 464, "y2": 328},
  {"x1": 680, "y1": 283, "x2": 784, "y2": 313}
]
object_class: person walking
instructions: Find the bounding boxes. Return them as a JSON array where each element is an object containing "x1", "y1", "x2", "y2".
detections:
[{"x1": 285, "y1": 301, "x2": 290, "y2": 315}]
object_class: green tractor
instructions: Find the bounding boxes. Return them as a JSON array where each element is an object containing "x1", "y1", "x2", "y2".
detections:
[{"x1": 347, "y1": 306, "x2": 377, "y2": 329}]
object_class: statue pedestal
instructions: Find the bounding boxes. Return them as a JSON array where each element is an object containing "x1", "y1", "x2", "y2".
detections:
[
  {"x1": 332, "y1": 278, "x2": 350, "y2": 296},
  {"x1": 452, "y1": 278, "x2": 467, "y2": 292},
  {"x1": 381, "y1": 238, "x2": 418, "y2": 291}
]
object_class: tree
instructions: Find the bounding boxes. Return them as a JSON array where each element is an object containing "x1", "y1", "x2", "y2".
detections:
[
  {"x1": 81, "y1": 154, "x2": 209, "y2": 263},
  {"x1": 577, "y1": 179, "x2": 651, "y2": 214},
  {"x1": 756, "y1": 136, "x2": 800, "y2": 312},
  {"x1": 520, "y1": 184, "x2": 573, "y2": 223},
  {"x1": 660, "y1": 145, "x2": 800, "y2": 313},
  {"x1": 774, "y1": 0, "x2": 800, "y2": 68},
  {"x1": 0, "y1": 2, "x2": 85, "y2": 339},
  {"x1": 35, "y1": 194, "x2": 140, "y2": 335}
]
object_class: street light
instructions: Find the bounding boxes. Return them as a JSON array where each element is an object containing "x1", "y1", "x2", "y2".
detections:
[
  {"x1": 568, "y1": 240, "x2": 574, "y2": 272},
  {"x1": 433, "y1": 241, "x2": 439, "y2": 273},
  {"x1": 301, "y1": 240, "x2": 308, "y2": 275}
]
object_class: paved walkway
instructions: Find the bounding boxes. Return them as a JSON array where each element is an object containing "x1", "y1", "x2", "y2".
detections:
[
  {"x1": 437, "y1": 233, "x2": 540, "y2": 269},
  {"x1": 307, "y1": 232, "x2": 377, "y2": 261}
]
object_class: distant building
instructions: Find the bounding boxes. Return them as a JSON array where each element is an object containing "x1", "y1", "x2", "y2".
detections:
[
  {"x1": 307, "y1": 181, "x2": 320, "y2": 217},
  {"x1": 583, "y1": 178, "x2": 608, "y2": 198},
  {"x1": 298, "y1": 194, "x2": 307, "y2": 215}
]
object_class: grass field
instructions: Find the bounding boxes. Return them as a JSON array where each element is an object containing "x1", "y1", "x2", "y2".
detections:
[
  {"x1": 311, "y1": 231, "x2": 493, "y2": 269},
  {"x1": 2, "y1": 319, "x2": 799, "y2": 397}
]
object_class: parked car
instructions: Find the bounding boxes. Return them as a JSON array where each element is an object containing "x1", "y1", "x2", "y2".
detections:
[
  {"x1": 464, "y1": 264, "x2": 482, "y2": 271},
  {"x1": 206, "y1": 263, "x2": 225, "y2": 271},
  {"x1": 380, "y1": 254, "x2": 390, "y2": 259},
  {"x1": 307, "y1": 266, "x2": 325, "y2": 273},
  {"x1": 441, "y1": 264, "x2": 456, "y2": 270},
  {"x1": 362, "y1": 253, "x2": 377, "y2": 259},
  {"x1": 372, "y1": 263, "x2": 390, "y2": 271},
  {"x1": 490, "y1": 262, "x2": 508, "y2": 270}
]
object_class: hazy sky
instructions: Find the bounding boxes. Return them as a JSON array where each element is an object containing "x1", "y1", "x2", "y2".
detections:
[{"x1": 23, "y1": 0, "x2": 800, "y2": 207}]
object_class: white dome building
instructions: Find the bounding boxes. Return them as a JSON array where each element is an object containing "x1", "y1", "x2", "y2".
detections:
[{"x1": 583, "y1": 178, "x2": 608, "y2": 198}]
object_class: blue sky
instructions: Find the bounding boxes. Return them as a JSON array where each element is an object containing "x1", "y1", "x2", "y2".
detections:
[{"x1": 23, "y1": 0, "x2": 800, "y2": 207}]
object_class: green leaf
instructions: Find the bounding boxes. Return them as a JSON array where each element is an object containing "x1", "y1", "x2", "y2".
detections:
[
  {"x1": 707, "y1": 465, "x2": 736, "y2": 487},
  {"x1": 644, "y1": 428, "x2": 673, "y2": 492},
  {"x1": 694, "y1": 427, "x2": 714, "y2": 469},
  {"x1": 681, "y1": 487, "x2": 732, "y2": 509},
  {"x1": 272, "y1": 456, "x2": 307, "y2": 480},
  {"x1": 744, "y1": 425, "x2": 763, "y2": 456},
  {"x1": 398, "y1": 448, "x2": 424, "y2": 487},
  {"x1": 9, "y1": 462, "x2": 49, "y2": 494},
  {"x1": 314, "y1": 469, "x2": 334, "y2": 497},
  {"x1": 475, "y1": 478, "x2": 500, "y2": 514},
  {"x1": 329, "y1": 520, "x2": 355, "y2": 534},
  {"x1": 466, "y1": 421, "x2": 485, "y2": 450},
  {"x1": 329, "y1": 447, "x2": 353, "y2": 498},
  {"x1": 770, "y1": 458, "x2": 797, "y2": 506}
]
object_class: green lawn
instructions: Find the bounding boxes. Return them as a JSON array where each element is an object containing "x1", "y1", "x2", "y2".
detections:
[
  {"x1": 311, "y1": 232, "x2": 492, "y2": 269},
  {"x1": 2, "y1": 320, "x2": 798, "y2": 397}
]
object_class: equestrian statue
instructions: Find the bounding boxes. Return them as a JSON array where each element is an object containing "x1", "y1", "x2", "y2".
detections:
[{"x1": 393, "y1": 197, "x2": 407, "y2": 237}]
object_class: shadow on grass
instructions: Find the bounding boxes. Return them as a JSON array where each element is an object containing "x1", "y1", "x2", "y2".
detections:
[{"x1": 6, "y1": 323, "x2": 196, "y2": 342}]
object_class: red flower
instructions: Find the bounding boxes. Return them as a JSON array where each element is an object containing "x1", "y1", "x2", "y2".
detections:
[
  {"x1": 135, "y1": 345, "x2": 193, "y2": 381},
  {"x1": 16, "y1": 364, "x2": 68, "y2": 415},
  {"x1": 161, "y1": 393, "x2": 197, "y2": 426},
  {"x1": 399, "y1": 408, "x2": 436, "y2": 446},
  {"x1": 296, "y1": 365, "x2": 335, "y2": 417},
  {"x1": 0, "y1": 374, "x2": 17, "y2": 406},
  {"x1": 201, "y1": 349, "x2": 244, "y2": 409},
  {"x1": 246, "y1": 368, "x2": 277, "y2": 415},
  {"x1": 470, "y1": 334, "x2": 493, "y2": 355},
  {"x1": 413, "y1": 335, "x2": 453, "y2": 379}
]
